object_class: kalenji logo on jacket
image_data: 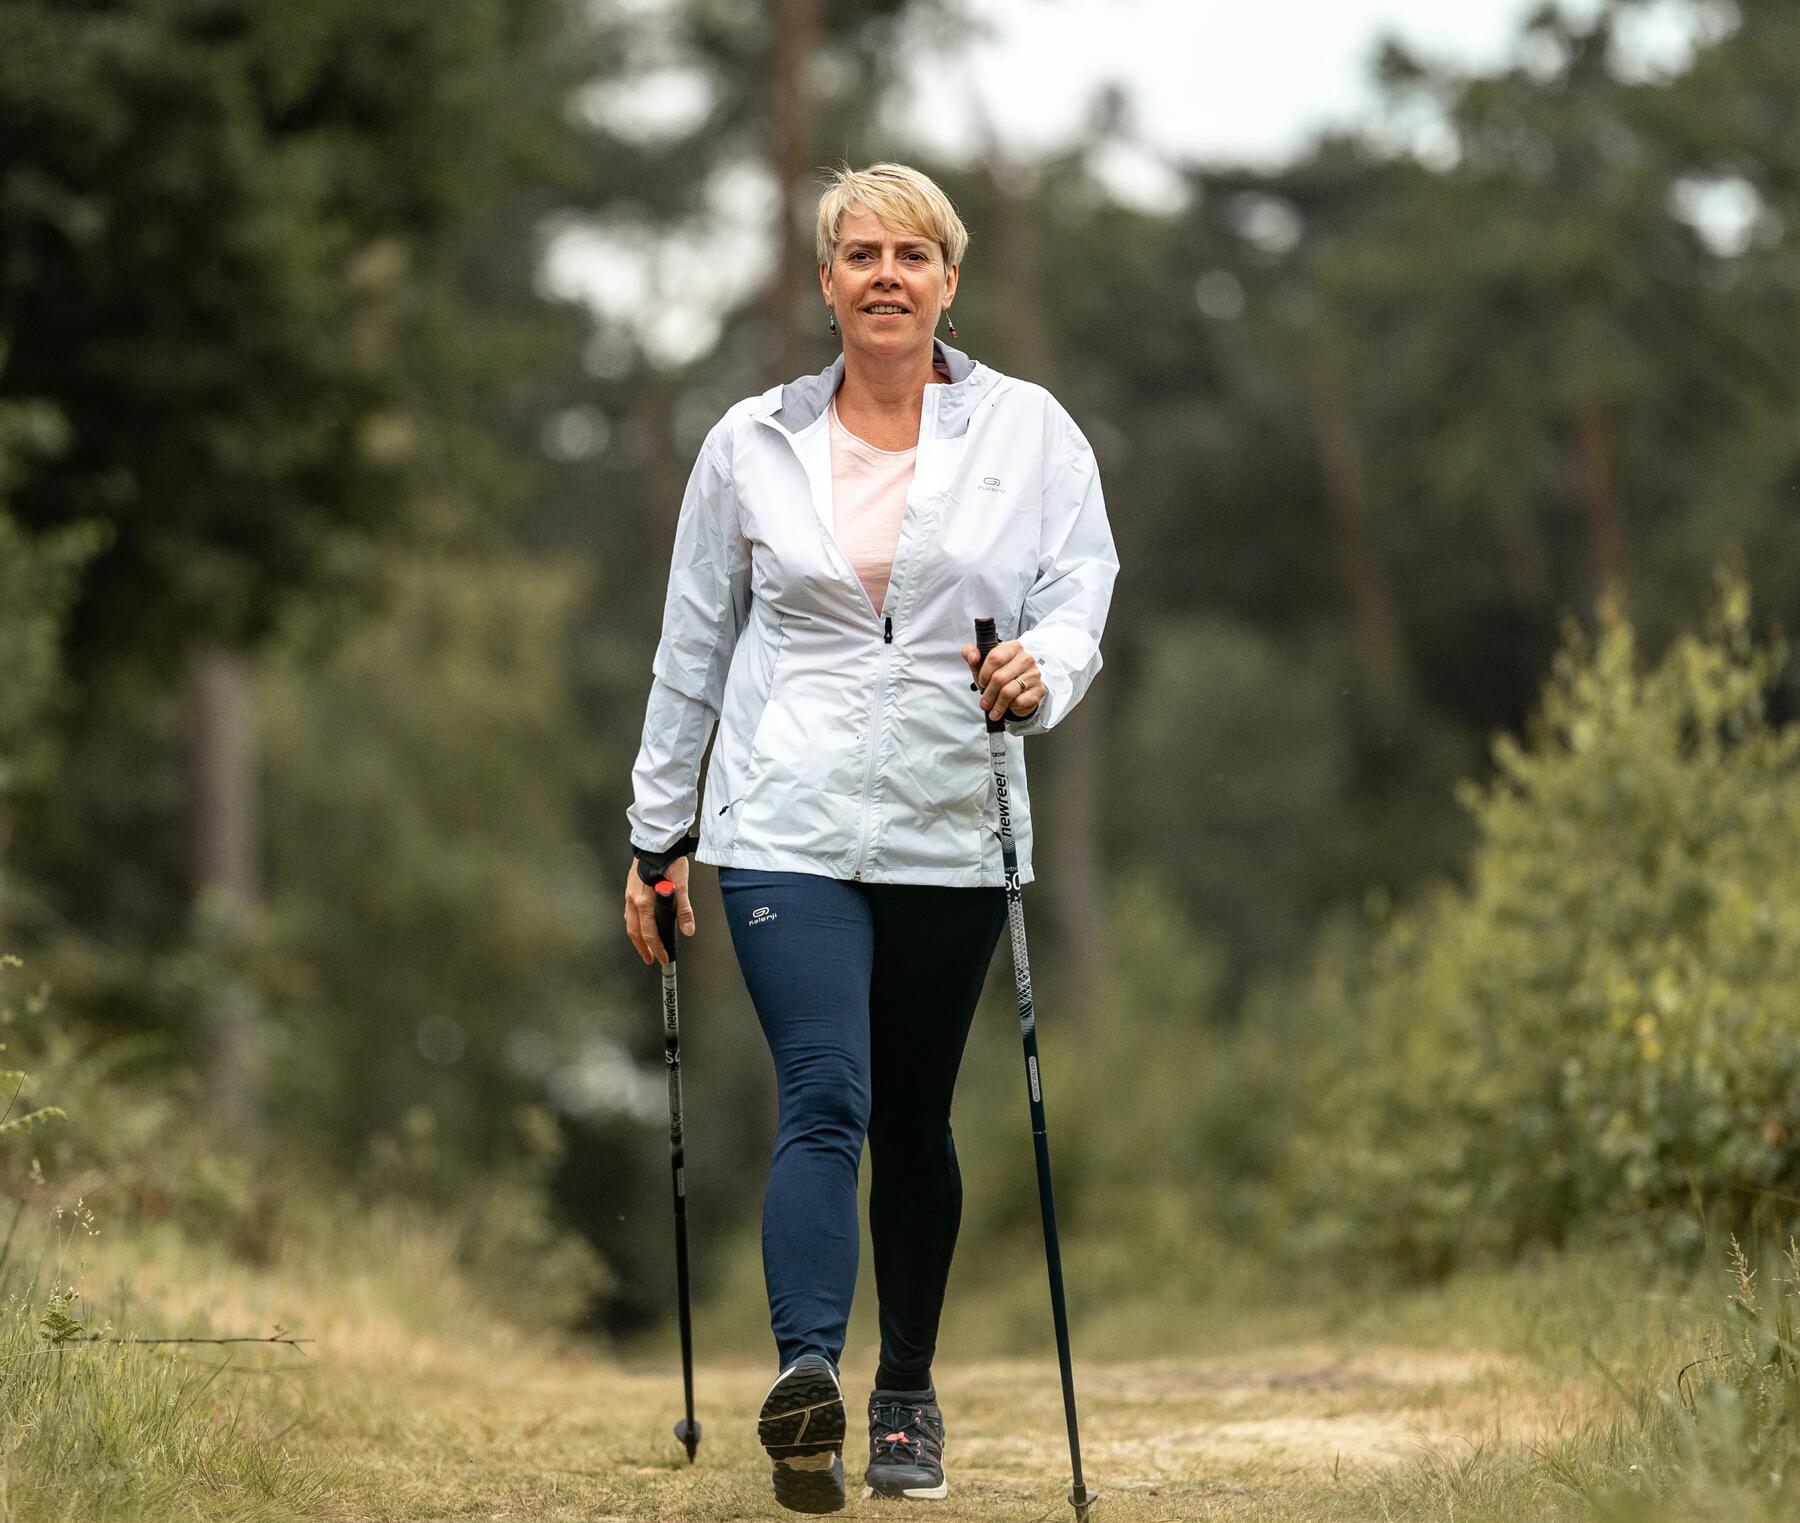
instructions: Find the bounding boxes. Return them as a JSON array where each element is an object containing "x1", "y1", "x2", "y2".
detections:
[
  {"x1": 749, "y1": 906, "x2": 777, "y2": 925},
  {"x1": 626, "y1": 340, "x2": 1119, "y2": 891}
]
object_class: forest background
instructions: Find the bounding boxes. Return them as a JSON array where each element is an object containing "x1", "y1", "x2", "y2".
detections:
[{"x1": 2, "y1": 0, "x2": 1798, "y2": 1422}]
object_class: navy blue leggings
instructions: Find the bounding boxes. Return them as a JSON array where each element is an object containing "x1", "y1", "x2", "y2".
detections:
[{"x1": 720, "y1": 868, "x2": 1007, "y2": 1384}]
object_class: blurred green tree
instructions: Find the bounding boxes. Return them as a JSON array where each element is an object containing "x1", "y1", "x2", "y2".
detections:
[
  {"x1": 256, "y1": 549, "x2": 604, "y2": 1166},
  {"x1": 0, "y1": 0, "x2": 590, "y2": 1134},
  {"x1": 1283, "y1": 573, "x2": 1800, "y2": 1277},
  {"x1": 0, "y1": 0, "x2": 584, "y2": 670},
  {"x1": 0, "y1": 389, "x2": 86, "y2": 829}
]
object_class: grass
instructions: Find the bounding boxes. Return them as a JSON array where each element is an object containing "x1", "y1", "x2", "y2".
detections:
[
  {"x1": 2, "y1": 1174, "x2": 1790, "y2": 1523},
  {"x1": 1, "y1": 1127, "x2": 1798, "y2": 1523}
]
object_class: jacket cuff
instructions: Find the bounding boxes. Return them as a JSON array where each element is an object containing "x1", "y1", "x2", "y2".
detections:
[
  {"x1": 1003, "y1": 645, "x2": 1059, "y2": 735},
  {"x1": 632, "y1": 833, "x2": 700, "y2": 887},
  {"x1": 1004, "y1": 688, "x2": 1053, "y2": 736}
]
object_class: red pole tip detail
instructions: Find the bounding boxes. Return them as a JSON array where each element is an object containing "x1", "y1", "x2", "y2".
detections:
[{"x1": 655, "y1": 880, "x2": 675, "y2": 895}]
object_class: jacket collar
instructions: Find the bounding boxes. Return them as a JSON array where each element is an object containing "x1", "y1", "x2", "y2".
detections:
[{"x1": 759, "y1": 339, "x2": 989, "y2": 436}]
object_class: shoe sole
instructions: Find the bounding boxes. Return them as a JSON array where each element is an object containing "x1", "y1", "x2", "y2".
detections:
[
  {"x1": 759, "y1": 1360, "x2": 847, "y2": 1514},
  {"x1": 862, "y1": 1480, "x2": 949, "y2": 1501}
]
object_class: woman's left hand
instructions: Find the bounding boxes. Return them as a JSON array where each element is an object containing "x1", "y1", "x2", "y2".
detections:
[{"x1": 962, "y1": 639, "x2": 1042, "y2": 721}]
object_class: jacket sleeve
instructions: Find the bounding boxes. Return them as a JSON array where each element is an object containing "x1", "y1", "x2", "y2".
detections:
[
  {"x1": 627, "y1": 429, "x2": 752, "y2": 853},
  {"x1": 1006, "y1": 411, "x2": 1119, "y2": 737}
]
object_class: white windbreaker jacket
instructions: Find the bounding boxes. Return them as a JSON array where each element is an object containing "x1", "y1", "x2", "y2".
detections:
[{"x1": 627, "y1": 340, "x2": 1118, "y2": 888}]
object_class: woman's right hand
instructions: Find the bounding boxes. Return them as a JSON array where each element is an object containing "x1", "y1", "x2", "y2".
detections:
[{"x1": 625, "y1": 854, "x2": 695, "y2": 966}]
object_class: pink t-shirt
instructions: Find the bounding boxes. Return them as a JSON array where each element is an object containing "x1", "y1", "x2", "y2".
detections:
[{"x1": 827, "y1": 395, "x2": 914, "y2": 615}]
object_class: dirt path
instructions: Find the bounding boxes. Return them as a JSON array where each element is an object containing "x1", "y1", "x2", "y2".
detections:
[{"x1": 282, "y1": 1336, "x2": 1605, "y2": 1521}]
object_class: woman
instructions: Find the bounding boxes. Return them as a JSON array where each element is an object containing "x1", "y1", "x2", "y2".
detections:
[{"x1": 623, "y1": 162, "x2": 1117, "y2": 1514}]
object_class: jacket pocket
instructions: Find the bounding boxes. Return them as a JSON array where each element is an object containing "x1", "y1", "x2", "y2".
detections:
[{"x1": 742, "y1": 613, "x2": 788, "y2": 789}]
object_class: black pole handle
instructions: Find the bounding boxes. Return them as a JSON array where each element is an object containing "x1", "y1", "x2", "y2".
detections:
[
  {"x1": 653, "y1": 880, "x2": 678, "y2": 964},
  {"x1": 973, "y1": 616, "x2": 1004, "y2": 734}
]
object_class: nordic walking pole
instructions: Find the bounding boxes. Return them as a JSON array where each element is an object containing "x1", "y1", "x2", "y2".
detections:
[
  {"x1": 973, "y1": 617, "x2": 1097, "y2": 1522},
  {"x1": 653, "y1": 882, "x2": 702, "y2": 1463}
]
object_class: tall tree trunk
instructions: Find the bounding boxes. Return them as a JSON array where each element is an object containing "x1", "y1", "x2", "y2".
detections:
[
  {"x1": 1576, "y1": 411, "x2": 1625, "y2": 608},
  {"x1": 191, "y1": 647, "x2": 262, "y2": 1142},
  {"x1": 1308, "y1": 343, "x2": 1408, "y2": 698},
  {"x1": 773, "y1": 0, "x2": 817, "y2": 384}
]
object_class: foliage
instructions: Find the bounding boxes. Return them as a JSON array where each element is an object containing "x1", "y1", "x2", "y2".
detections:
[
  {"x1": 6, "y1": 0, "x2": 1800, "y2": 1357},
  {"x1": 1655, "y1": 1236, "x2": 1800, "y2": 1502},
  {"x1": 0, "y1": 942, "x2": 287, "y2": 1267},
  {"x1": 0, "y1": 0, "x2": 587, "y2": 677},
  {"x1": 0, "y1": 391, "x2": 97, "y2": 832},
  {"x1": 0, "y1": 945, "x2": 606, "y2": 1365},
  {"x1": 0, "y1": 514, "x2": 90, "y2": 814},
  {"x1": 1117, "y1": 617, "x2": 1478, "y2": 993},
  {"x1": 1554, "y1": 1234, "x2": 1800, "y2": 1521},
  {"x1": 943, "y1": 879, "x2": 1307, "y2": 1347},
  {"x1": 256, "y1": 550, "x2": 605, "y2": 1168},
  {"x1": 359, "y1": 1100, "x2": 612, "y2": 1331},
  {"x1": 1282, "y1": 573, "x2": 1800, "y2": 1276},
  {"x1": 0, "y1": 955, "x2": 67, "y2": 1142},
  {"x1": 1083, "y1": 0, "x2": 1800, "y2": 1002},
  {"x1": 0, "y1": 961, "x2": 312, "y2": 1518}
]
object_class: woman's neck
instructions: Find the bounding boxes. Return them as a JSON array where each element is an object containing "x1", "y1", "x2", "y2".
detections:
[{"x1": 836, "y1": 342, "x2": 946, "y2": 424}]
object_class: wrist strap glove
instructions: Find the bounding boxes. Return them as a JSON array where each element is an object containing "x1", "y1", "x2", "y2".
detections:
[{"x1": 634, "y1": 833, "x2": 700, "y2": 887}]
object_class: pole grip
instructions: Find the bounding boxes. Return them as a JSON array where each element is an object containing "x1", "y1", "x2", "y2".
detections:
[
  {"x1": 653, "y1": 880, "x2": 678, "y2": 964},
  {"x1": 973, "y1": 617, "x2": 1004, "y2": 735}
]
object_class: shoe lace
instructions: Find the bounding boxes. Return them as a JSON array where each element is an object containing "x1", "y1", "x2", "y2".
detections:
[{"x1": 870, "y1": 1400, "x2": 930, "y2": 1461}]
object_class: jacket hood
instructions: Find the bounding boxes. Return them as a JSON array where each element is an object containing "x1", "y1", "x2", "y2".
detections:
[{"x1": 763, "y1": 339, "x2": 989, "y2": 436}]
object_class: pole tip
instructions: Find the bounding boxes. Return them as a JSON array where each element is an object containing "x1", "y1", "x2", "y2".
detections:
[
  {"x1": 674, "y1": 1416, "x2": 702, "y2": 1462},
  {"x1": 1070, "y1": 1483, "x2": 1098, "y2": 1519}
]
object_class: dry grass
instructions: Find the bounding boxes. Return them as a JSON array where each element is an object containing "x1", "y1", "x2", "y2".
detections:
[
  {"x1": 2, "y1": 1209, "x2": 1690, "y2": 1522},
  {"x1": 261, "y1": 1337, "x2": 1618, "y2": 1521}
]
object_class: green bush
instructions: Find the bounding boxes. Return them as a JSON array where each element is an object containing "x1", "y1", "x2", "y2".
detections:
[{"x1": 1281, "y1": 573, "x2": 1800, "y2": 1275}]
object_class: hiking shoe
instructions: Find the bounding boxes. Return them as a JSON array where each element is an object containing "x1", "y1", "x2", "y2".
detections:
[
  {"x1": 861, "y1": 1387, "x2": 947, "y2": 1501},
  {"x1": 758, "y1": 1354, "x2": 847, "y2": 1513}
]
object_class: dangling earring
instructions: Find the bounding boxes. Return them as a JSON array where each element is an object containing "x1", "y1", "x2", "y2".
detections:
[
  {"x1": 945, "y1": 308, "x2": 958, "y2": 339},
  {"x1": 827, "y1": 307, "x2": 838, "y2": 336}
]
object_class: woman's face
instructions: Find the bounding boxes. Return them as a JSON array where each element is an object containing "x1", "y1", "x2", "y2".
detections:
[{"x1": 819, "y1": 203, "x2": 958, "y2": 360}]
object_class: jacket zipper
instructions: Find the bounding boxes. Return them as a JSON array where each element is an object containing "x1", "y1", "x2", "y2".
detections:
[
  {"x1": 850, "y1": 393, "x2": 934, "y2": 878},
  {"x1": 851, "y1": 617, "x2": 895, "y2": 880}
]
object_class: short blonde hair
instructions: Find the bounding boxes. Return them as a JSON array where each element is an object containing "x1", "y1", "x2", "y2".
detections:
[{"x1": 815, "y1": 162, "x2": 969, "y2": 268}]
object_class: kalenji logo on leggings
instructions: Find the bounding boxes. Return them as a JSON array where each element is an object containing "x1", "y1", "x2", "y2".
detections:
[{"x1": 749, "y1": 905, "x2": 777, "y2": 925}]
